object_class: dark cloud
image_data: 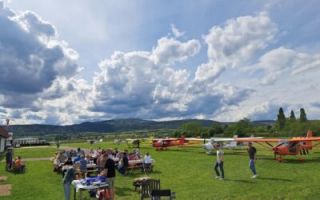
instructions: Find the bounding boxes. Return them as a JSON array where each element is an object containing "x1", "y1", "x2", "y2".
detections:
[{"x1": 0, "y1": 8, "x2": 79, "y2": 108}]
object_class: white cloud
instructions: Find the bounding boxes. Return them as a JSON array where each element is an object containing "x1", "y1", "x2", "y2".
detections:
[
  {"x1": 0, "y1": 8, "x2": 95, "y2": 124},
  {"x1": 151, "y1": 37, "x2": 201, "y2": 65},
  {"x1": 253, "y1": 47, "x2": 320, "y2": 85},
  {"x1": 91, "y1": 34, "x2": 249, "y2": 120},
  {"x1": 2, "y1": 6, "x2": 320, "y2": 124},
  {"x1": 171, "y1": 24, "x2": 185, "y2": 38},
  {"x1": 196, "y1": 12, "x2": 277, "y2": 82}
]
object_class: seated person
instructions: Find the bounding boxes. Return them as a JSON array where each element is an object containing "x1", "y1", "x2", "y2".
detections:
[
  {"x1": 14, "y1": 156, "x2": 25, "y2": 172},
  {"x1": 135, "y1": 148, "x2": 141, "y2": 159},
  {"x1": 76, "y1": 147, "x2": 85, "y2": 157},
  {"x1": 143, "y1": 152, "x2": 153, "y2": 172}
]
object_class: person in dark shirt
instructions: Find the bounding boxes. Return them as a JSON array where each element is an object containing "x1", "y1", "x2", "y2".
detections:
[
  {"x1": 118, "y1": 152, "x2": 129, "y2": 175},
  {"x1": 64, "y1": 157, "x2": 73, "y2": 166},
  {"x1": 62, "y1": 163, "x2": 75, "y2": 200},
  {"x1": 62, "y1": 157, "x2": 73, "y2": 178},
  {"x1": 247, "y1": 142, "x2": 257, "y2": 178},
  {"x1": 103, "y1": 151, "x2": 116, "y2": 200},
  {"x1": 5, "y1": 149, "x2": 13, "y2": 170}
]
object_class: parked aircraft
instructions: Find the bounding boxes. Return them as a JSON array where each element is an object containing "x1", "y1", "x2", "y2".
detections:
[
  {"x1": 235, "y1": 130, "x2": 320, "y2": 161},
  {"x1": 152, "y1": 137, "x2": 187, "y2": 150},
  {"x1": 203, "y1": 137, "x2": 242, "y2": 154}
]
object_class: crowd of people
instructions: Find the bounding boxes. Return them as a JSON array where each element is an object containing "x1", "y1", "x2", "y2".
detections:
[{"x1": 52, "y1": 147, "x2": 154, "y2": 200}]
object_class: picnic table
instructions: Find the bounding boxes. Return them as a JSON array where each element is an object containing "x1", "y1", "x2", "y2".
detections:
[{"x1": 72, "y1": 179, "x2": 109, "y2": 200}]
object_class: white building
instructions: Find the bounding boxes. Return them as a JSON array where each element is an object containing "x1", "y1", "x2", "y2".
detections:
[{"x1": 13, "y1": 137, "x2": 49, "y2": 147}]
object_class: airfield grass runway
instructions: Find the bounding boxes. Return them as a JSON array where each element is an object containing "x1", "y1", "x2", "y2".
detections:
[{"x1": 1, "y1": 141, "x2": 320, "y2": 200}]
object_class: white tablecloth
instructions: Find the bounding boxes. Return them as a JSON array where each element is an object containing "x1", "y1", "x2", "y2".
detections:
[{"x1": 72, "y1": 180, "x2": 108, "y2": 192}]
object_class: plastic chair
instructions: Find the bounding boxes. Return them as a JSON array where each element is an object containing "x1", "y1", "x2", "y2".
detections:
[{"x1": 141, "y1": 179, "x2": 160, "y2": 200}]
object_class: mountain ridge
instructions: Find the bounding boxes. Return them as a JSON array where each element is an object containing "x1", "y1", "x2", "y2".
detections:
[{"x1": 5, "y1": 118, "x2": 275, "y2": 136}]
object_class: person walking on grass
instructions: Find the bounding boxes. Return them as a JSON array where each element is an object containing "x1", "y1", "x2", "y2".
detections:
[
  {"x1": 100, "y1": 149, "x2": 116, "y2": 200},
  {"x1": 62, "y1": 163, "x2": 75, "y2": 200},
  {"x1": 248, "y1": 142, "x2": 258, "y2": 178},
  {"x1": 214, "y1": 143, "x2": 224, "y2": 180}
]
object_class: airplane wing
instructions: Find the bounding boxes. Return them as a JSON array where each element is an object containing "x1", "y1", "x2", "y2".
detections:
[
  {"x1": 185, "y1": 138, "x2": 207, "y2": 144},
  {"x1": 235, "y1": 138, "x2": 281, "y2": 143},
  {"x1": 236, "y1": 137, "x2": 320, "y2": 143},
  {"x1": 184, "y1": 137, "x2": 236, "y2": 144},
  {"x1": 234, "y1": 137, "x2": 282, "y2": 149},
  {"x1": 185, "y1": 137, "x2": 236, "y2": 143},
  {"x1": 152, "y1": 138, "x2": 179, "y2": 142},
  {"x1": 289, "y1": 137, "x2": 320, "y2": 142},
  {"x1": 211, "y1": 138, "x2": 235, "y2": 142}
]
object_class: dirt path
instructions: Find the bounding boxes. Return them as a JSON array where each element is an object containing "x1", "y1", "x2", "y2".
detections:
[
  {"x1": 0, "y1": 184, "x2": 11, "y2": 196},
  {"x1": 0, "y1": 177, "x2": 10, "y2": 197}
]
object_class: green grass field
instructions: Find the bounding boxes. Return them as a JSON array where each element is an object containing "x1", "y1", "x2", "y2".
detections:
[{"x1": 1, "y1": 142, "x2": 320, "y2": 200}]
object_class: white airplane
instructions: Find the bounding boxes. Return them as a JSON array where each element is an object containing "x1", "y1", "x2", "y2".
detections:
[
  {"x1": 202, "y1": 135, "x2": 263, "y2": 154},
  {"x1": 202, "y1": 137, "x2": 241, "y2": 154}
]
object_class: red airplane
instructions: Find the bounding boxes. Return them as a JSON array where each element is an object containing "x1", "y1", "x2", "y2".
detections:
[
  {"x1": 235, "y1": 130, "x2": 320, "y2": 161},
  {"x1": 152, "y1": 137, "x2": 187, "y2": 150}
]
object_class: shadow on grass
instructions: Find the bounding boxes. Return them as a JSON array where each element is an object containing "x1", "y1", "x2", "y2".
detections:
[
  {"x1": 223, "y1": 151, "x2": 248, "y2": 156},
  {"x1": 124, "y1": 169, "x2": 162, "y2": 178},
  {"x1": 257, "y1": 156, "x2": 275, "y2": 161},
  {"x1": 281, "y1": 158, "x2": 320, "y2": 164},
  {"x1": 226, "y1": 179, "x2": 255, "y2": 184},
  {"x1": 227, "y1": 177, "x2": 292, "y2": 183},
  {"x1": 257, "y1": 177, "x2": 292, "y2": 182}
]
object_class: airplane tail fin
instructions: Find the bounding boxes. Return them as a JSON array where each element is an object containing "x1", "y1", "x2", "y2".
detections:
[{"x1": 306, "y1": 130, "x2": 314, "y2": 138}]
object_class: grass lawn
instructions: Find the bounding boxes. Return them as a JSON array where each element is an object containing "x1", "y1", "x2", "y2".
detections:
[
  {"x1": 2, "y1": 142, "x2": 320, "y2": 199},
  {"x1": 14, "y1": 146, "x2": 57, "y2": 159}
]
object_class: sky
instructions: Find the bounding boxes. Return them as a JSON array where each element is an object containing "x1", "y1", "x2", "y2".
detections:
[{"x1": 0, "y1": 0, "x2": 320, "y2": 125}]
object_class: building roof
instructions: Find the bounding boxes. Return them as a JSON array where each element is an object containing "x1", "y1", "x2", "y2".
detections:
[{"x1": 0, "y1": 126, "x2": 9, "y2": 138}]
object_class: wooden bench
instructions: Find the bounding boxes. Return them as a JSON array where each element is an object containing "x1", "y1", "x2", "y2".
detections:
[{"x1": 127, "y1": 163, "x2": 143, "y2": 174}]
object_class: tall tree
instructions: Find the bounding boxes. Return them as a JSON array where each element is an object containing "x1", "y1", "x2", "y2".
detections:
[
  {"x1": 181, "y1": 121, "x2": 202, "y2": 137},
  {"x1": 277, "y1": 107, "x2": 286, "y2": 129},
  {"x1": 300, "y1": 108, "x2": 307, "y2": 122},
  {"x1": 289, "y1": 110, "x2": 296, "y2": 121}
]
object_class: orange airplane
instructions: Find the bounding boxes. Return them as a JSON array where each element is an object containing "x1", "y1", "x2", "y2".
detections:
[{"x1": 235, "y1": 130, "x2": 320, "y2": 161}]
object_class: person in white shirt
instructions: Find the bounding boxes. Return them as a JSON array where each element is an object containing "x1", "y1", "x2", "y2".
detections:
[
  {"x1": 143, "y1": 152, "x2": 153, "y2": 172},
  {"x1": 214, "y1": 144, "x2": 224, "y2": 180}
]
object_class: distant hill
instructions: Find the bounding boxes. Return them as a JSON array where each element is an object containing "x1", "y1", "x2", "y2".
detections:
[{"x1": 7, "y1": 118, "x2": 274, "y2": 136}]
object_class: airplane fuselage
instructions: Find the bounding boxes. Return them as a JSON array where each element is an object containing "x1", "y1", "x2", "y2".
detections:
[{"x1": 272, "y1": 141, "x2": 312, "y2": 156}]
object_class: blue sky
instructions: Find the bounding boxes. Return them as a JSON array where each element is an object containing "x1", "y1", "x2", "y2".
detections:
[{"x1": 1, "y1": 0, "x2": 320, "y2": 124}]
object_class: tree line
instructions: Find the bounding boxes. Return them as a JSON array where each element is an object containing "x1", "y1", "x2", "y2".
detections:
[{"x1": 173, "y1": 108, "x2": 320, "y2": 138}]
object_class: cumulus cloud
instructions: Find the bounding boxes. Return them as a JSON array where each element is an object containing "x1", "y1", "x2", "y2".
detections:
[
  {"x1": 0, "y1": 9, "x2": 78, "y2": 101},
  {"x1": 3, "y1": 6, "x2": 320, "y2": 124},
  {"x1": 252, "y1": 47, "x2": 320, "y2": 85},
  {"x1": 92, "y1": 49, "x2": 189, "y2": 118},
  {"x1": 0, "y1": 8, "x2": 95, "y2": 124},
  {"x1": 151, "y1": 37, "x2": 201, "y2": 65},
  {"x1": 196, "y1": 12, "x2": 277, "y2": 82},
  {"x1": 91, "y1": 34, "x2": 250, "y2": 120}
]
